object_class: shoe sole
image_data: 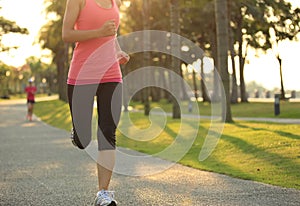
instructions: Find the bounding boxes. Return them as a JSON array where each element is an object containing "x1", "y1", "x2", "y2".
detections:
[{"x1": 108, "y1": 201, "x2": 117, "y2": 206}]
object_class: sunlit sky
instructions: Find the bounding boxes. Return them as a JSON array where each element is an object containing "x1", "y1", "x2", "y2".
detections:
[{"x1": 0, "y1": 0, "x2": 299, "y2": 90}]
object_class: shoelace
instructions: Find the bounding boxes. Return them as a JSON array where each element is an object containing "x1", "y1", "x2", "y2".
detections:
[
  {"x1": 105, "y1": 190, "x2": 115, "y2": 199},
  {"x1": 96, "y1": 190, "x2": 113, "y2": 204},
  {"x1": 70, "y1": 128, "x2": 77, "y2": 147}
]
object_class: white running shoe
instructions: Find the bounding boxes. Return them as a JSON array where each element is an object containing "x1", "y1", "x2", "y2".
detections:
[{"x1": 94, "y1": 190, "x2": 117, "y2": 206}]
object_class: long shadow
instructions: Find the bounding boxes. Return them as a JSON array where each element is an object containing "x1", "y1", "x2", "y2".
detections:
[
  {"x1": 234, "y1": 122, "x2": 300, "y2": 140},
  {"x1": 273, "y1": 130, "x2": 300, "y2": 140},
  {"x1": 163, "y1": 123, "x2": 182, "y2": 140},
  {"x1": 182, "y1": 150, "x2": 255, "y2": 181},
  {"x1": 221, "y1": 133, "x2": 300, "y2": 180}
]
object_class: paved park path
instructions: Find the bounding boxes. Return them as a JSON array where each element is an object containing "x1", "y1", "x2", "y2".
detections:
[{"x1": 0, "y1": 100, "x2": 300, "y2": 206}]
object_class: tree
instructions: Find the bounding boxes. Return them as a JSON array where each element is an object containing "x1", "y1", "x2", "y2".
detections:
[
  {"x1": 0, "y1": 61, "x2": 11, "y2": 96},
  {"x1": 200, "y1": 57, "x2": 211, "y2": 102},
  {"x1": 228, "y1": 0, "x2": 238, "y2": 104},
  {"x1": 120, "y1": 0, "x2": 172, "y2": 105},
  {"x1": 26, "y1": 56, "x2": 57, "y2": 94},
  {"x1": 39, "y1": 0, "x2": 69, "y2": 102},
  {"x1": 0, "y1": 13, "x2": 28, "y2": 96},
  {"x1": 215, "y1": 0, "x2": 233, "y2": 122},
  {"x1": 229, "y1": 0, "x2": 249, "y2": 102},
  {"x1": 266, "y1": 2, "x2": 300, "y2": 99},
  {"x1": 180, "y1": 1, "x2": 220, "y2": 103},
  {"x1": 0, "y1": 16, "x2": 28, "y2": 52},
  {"x1": 170, "y1": 0, "x2": 181, "y2": 119},
  {"x1": 229, "y1": 0, "x2": 300, "y2": 102},
  {"x1": 142, "y1": 0, "x2": 151, "y2": 116}
]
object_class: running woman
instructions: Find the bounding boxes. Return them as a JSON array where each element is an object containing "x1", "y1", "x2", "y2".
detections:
[{"x1": 62, "y1": 0, "x2": 129, "y2": 205}]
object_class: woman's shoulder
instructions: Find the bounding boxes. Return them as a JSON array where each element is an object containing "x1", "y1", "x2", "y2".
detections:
[
  {"x1": 67, "y1": 0, "x2": 85, "y2": 9},
  {"x1": 115, "y1": 0, "x2": 121, "y2": 7}
]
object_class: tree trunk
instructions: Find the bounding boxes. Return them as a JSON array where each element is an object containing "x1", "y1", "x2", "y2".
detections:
[
  {"x1": 180, "y1": 64, "x2": 189, "y2": 100},
  {"x1": 192, "y1": 69, "x2": 199, "y2": 100},
  {"x1": 200, "y1": 57, "x2": 210, "y2": 102},
  {"x1": 239, "y1": 54, "x2": 248, "y2": 102},
  {"x1": 277, "y1": 55, "x2": 286, "y2": 99},
  {"x1": 215, "y1": 0, "x2": 233, "y2": 122},
  {"x1": 56, "y1": 45, "x2": 68, "y2": 102},
  {"x1": 122, "y1": 64, "x2": 129, "y2": 112},
  {"x1": 237, "y1": 14, "x2": 248, "y2": 103},
  {"x1": 228, "y1": 0, "x2": 238, "y2": 104},
  {"x1": 170, "y1": 0, "x2": 181, "y2": 119},
  {"x1": 149, "y1": 68, "x2": 157, "y2": 102},
  {"x1": 56, "y1": 59, "x2": 67, "y2": 102},
  {"x1": 230, "y1": 51, "x2": 238, "y2": 104},
  {"x1": 210, "y1": 27, "x2": 220, "y2": 102},
  {"x1": 159, "y1": 67, "x2": 168, "y2": 99},
  {"x1": 229, "y1": 38, "x2": 238, "y2": 103},
  {"x1": 143, "y1": 0, "x2": 150, "y2": 115}
]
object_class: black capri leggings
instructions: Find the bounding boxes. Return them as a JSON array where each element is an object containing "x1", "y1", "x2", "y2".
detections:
[{"x1": 67, "y1": 82, "x2": 122, "y2": 151}]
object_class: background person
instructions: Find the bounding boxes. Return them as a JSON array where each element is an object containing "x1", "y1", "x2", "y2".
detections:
[{"x1": 24, "y1": 79, "x2": 37, "y2": 121}]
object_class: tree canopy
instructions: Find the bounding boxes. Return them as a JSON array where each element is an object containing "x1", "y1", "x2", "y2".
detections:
[
  {"x1": 37, "y1": 0, "x2": 300, "y2": 105},
  {"x1": 0, "y1": 15, "x2": 28, "y2": 51}
]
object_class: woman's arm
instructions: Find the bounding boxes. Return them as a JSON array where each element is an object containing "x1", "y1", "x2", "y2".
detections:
[{"x1": 62, "y1": 0, "x2": 117, "y2": 43}]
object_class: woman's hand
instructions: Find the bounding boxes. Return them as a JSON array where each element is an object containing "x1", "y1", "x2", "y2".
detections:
[
  {"x1": 99, "y1": 20, "x2": 117, "y2": 37},
  {"x1": 117, "y1": 51, "x2": 130, "y2": 65}
]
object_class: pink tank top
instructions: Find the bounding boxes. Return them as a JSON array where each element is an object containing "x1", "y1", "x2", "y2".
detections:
[{"x1": 67, "y1": 0, "x2": 122, "y2": 85}]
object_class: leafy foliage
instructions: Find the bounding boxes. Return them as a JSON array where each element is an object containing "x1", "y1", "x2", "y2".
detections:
[
  {"x1": 0, "y1": 16, "x2": 28, "y2": 51},
  {"x1": 39, "y1": 0, "x2": 68, "y2": 101},
  {"x1": 37, "y1": 0, "x2": 299, "y2": 103}
]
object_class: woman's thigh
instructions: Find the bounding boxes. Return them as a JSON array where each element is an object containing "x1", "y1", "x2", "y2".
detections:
[
  {"x1": 68, "y1": 84, "x2": 98, "y2": 148},
  {"x1": 96, "y1": 82, "x2": 122, "y2": 150}
]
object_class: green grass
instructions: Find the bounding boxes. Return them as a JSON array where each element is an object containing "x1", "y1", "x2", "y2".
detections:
[
  {"x1": 231, "y1": 101, "x2": 300, "y2": 118},
  {"x1": 130, "y1": 99, "x2": 300, "y2": 118},
  {"x1": 34, "y1": 100, "x2": 300, "y2": 189},
  {"x1": 34, "y1": 100, "x2": 73, "y2": 131},
  {"x1": 183, "y1": 121, "x2": 300, "y2": 189}
]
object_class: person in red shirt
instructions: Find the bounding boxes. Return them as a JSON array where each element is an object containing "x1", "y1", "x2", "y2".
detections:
[{"x1": 25, "y1": 79, "x2": 37, "y2": 121}]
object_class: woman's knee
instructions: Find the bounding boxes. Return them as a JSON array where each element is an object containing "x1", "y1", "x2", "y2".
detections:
[
  {"x1": 72, "y1": 127, "x2": 92, "y2": 149},
  {"x1": 98, "y1": 125, "x2": 116, "y2": 149}
]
